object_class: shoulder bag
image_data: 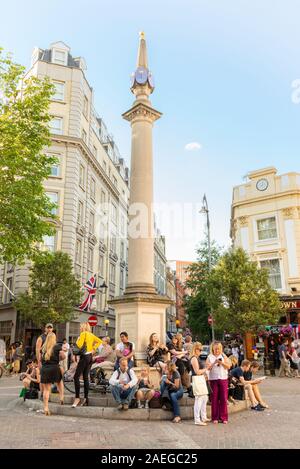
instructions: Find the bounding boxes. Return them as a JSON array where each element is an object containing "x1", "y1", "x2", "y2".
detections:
[
  {"x1": 192, "y1": 374, "x2": 208, "y2": 396},
  {"x1": 73, "y1": 332, "x2": 87, "y2": 357}
]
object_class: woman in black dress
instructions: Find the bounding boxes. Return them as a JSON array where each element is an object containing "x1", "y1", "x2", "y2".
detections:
[{"x1": 41, "y1": 332, "x2": 65, "y2": 415}]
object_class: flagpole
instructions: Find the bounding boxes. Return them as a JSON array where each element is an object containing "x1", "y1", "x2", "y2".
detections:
[{"x1": 0, "y1": 278, "x2": 16, "y2": 299}]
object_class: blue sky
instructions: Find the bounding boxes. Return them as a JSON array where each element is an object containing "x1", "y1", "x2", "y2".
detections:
[{"x1": 2, "y1": 0, "x2": 300, "y2": 260}]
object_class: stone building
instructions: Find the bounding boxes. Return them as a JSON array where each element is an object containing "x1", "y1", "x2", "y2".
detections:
[{"x1": 0, "y1": 41, "x2": 130, "y2": 346}]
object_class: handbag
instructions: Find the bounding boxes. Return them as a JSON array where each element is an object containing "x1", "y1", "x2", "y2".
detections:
[
  {"x1": 192, "y1": 375, "x2": 208, "y2": 396},
  {"x1": 73, "y1": 332, "x2": 87, "y2": 357}
]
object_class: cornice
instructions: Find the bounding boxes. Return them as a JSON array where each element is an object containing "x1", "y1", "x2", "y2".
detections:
[
  {"x1": 232, "y1": 190, "x2": 300, "y2": 209},
  {"x1": 122, "y1": 102, "x2": 162, "y2": 123}
]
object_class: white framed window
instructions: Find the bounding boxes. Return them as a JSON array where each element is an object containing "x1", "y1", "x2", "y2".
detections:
[
  {"x1": 257, "y1": 217, "x2": 277, "y2": 241},
  {"x1": 111, "y1": 204, "x2": 117, "y2": 225},
  {"x1": 260, "y1": 259, "x2": 282, "y2": 290},
  {"x1": 75, "y1": 239, "x2": 82, "y2": 264},
  {"x1": 113, "y1": 176, "x2": 117, "y2": 187},
  {"x1": 83, "y1": 96, "x2": 88, "y2": 118},
  {"x1": 79, "y1": 164, "x2": 85, "y2": 188},
  {"x1": 101, "y1": 190, "x2": 106, "y2": 205},
  {"x1": 46, "y1": 192, "x2": 58, "y2": 215},
  {"x1": 47, "y1": 154, "x2": 61, "y2": 177},
  {"x1": 110, "y1": 234, "x2": 116, "y2": 253},
  {"x1": 100, "y1": 222, "x2": 107, "y2": 242},
  {"x1": 89, "y1": 212, "x2": 95, "y2": 234},
  {"x1": 88, "y1": 247, "x2": 94, "y2": 271},
  {"x1": 52, "y1": 49, "x2": 67, "y2": 66},
  {"x1": 52, "y1": 81, "x2": 65, "y2": 101},
  {"x1": 109, "y1": 263, "x2": 116, "y2": 284},
  {"x1": 81, "y1": 129, "x2": 87, "y2": 144},
  {"x1": 43, "y1": 235, "x2": 55, "y2": 252},
  {"x1": 49, "y1": 117, "x2": 63, "y2": 135},
  {"x1": 77, "y1": 200, "x2": 83, "y2": 224},
  {"x1": 91, "y1": 178, "x2": 96, "y2": 200}
]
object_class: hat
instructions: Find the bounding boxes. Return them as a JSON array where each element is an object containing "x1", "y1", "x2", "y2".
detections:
[{"x1": 46, "y1": 323, "x2": 53, "y2": 329}]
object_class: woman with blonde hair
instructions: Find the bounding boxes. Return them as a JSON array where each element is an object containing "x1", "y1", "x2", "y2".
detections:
[
  {"x1": 206, "y1": 341, "x2": 231, "y2": 424},
  {"x1": 190, "y1": 342, "x2": 210, "y2": 426},
  {"x1": 41, "y1": 332, "x2": 65, "y2": 415},
  {"x1": 72, "y1": 322, "x2": 102, "y2": 408},
  {"x1": 146, "y1": 333, "x2": 169, "y2": 371},
  {"x1": 160, "y1": 361, "x2": 184, "y2": 423}
]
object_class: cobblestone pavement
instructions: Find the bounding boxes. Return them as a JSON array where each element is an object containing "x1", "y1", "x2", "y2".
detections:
[{"x1": 0, "y1": 375, "x2": 299, "y2": 449}]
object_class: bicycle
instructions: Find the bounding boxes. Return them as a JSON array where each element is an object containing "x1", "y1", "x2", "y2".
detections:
[{"x1": 63, "y1": 366, "x2": 110, "y2": 395}]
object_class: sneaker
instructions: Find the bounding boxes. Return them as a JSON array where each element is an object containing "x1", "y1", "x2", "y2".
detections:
[
  {"x1": 144, "y1": 401, "x2": 149, "y2": 410},
  {"x1": 123, "y1": 404, "x2": 129, "y2": 410},
  {"x1": 137, "y1": 401, "x2": 143, "y2": 409},
  {"x1": 195, "y1": 421, "x2": 207, "y2": 426},
  {"x1": 117, "y1": 403, "x2": 123, "y2": 410},
  {"x1": 251, "y1": 404, "x2": 265, "y2": 412}
]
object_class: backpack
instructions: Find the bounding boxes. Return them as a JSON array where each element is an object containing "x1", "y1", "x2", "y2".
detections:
[
  {"x1": 24, "y1": 388, "x2": 39, "y2": 400},
  {"x1": 117, "y1": 368, "x2": 132, "y2": 382}
]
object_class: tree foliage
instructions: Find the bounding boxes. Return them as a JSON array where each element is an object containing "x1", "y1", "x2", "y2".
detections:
[
  {"x1": 206, "y1": 247, "x2": 281, "y2": 334},
  {"x1": 0, "y1": 48, "x2": 57, "y2": 263},
  {"x1": 15, "y1": 251, "x2": 82, "y2": 327}
]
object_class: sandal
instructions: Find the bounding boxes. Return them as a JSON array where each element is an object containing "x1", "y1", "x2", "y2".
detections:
[{"x1": 172, "y1": 417, "x2": 181, "y2": 423}]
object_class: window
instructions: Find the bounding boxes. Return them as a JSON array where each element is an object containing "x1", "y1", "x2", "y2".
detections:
[
  {"x1": 103, "y1": 160, "x2": 107, "y2": 173},
  {"x1": 76, "y1": 239, "x2": 82, "y2": 264},
  {"x1": 52, "y1": 49, "x2": 67, "y2": 65},
  {"x1": 50, "y1": 161, "x2": 60, "y2": 177},
  {"x1": 91, "y1": 178, "x2": 96, "y2": 200},
  {"x1": 120, "y1": 241, "x2": 124, "y2": 262},
  {"x1": 43, "y1": 235, "x2": 55, "y2": 252},
  {"x1": 121, "y1": 215, "x2": 125, "y2": 235},
  {"x1": 257, "y1": 217, "x2": 277, "y2": 241},
  {"x1": 46, "y1": 192, "x2": 58, "y2": 215},
  {"x1": 101, "y1": 190, "x2": 106, "y2": 205},
  {"x1": 49, "y1": 117, "x2": 63, "y2": 135},
  {"x1": 260, "y1": 259, "x2": 282, "y2": 290},
  {"x1": 52, "y1": 81, "x2": 65, "y2": 101},
  {"x1": 110, "y1": 235, "x2": 116, "y2": 253},
  {"x1": 99, "y1": 255, "x2": 104, "y2": 276},
  {"x1": 109, "y1": 263, "x2": 116, "y2": 284},
  {"x1": 83, "y1": 96, "x2": 88, "y2": 118},
  {"x1": 88, "y1": 247, "x2": 94, "y2": 271},
  {"x1": 89, "y1": 212, "x2": 95, "y2": 234},
  {"x1": 81, "y1": 129, "x2": 87, "y2": 144},
  {"x1": 93, "y1": 146, "x2": 97, "y2": 158},
  {"x1": 111, "y1": 204, "x2": 117, "y2": 224},
  {"x1": 79, "y1": 164, "x2": 85, "y2": 188},
  {"x1": 0, "y1": 320, "x2": 11, "y2": 333},
  {"x1": 4, "y1": 277, "x2": 13, "y2": 303},
  {"x1": 100, "y1": 222, "x2": 107, "y2": 242},
  {"x1": 77, "y1": 201, "x2": 83, "y2": 224},
  {"x1": 120, "y1": 269, "x2": 124, "y2": 290},
  {"x1": 113, "y1": 176, "x2": 117, "y2": 187}
]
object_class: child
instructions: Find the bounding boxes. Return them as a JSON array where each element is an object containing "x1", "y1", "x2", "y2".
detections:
[{"x1": 135, "y1": 367, "x2": 155, "y2": 409}]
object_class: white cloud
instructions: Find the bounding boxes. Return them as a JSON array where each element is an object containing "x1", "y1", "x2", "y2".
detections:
[{"x1": 184, "y1": 142, "x2": 202, "y2": 151}]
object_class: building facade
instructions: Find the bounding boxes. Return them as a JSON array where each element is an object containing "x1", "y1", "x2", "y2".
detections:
[
  {"x1": 231, "y1": 166, "x2": 300, "y2": 326},
  {"x1": 0, "y1": 41, "x2": 130, "y2": 345},
  {"x1": 154, "y1": 227, "x2": 167, "y2": 296},
  {"x1": 166, "y1": 265, "x2": 177, "y2": 333}
]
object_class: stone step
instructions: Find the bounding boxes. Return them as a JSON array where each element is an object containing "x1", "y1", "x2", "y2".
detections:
[
  {"x1": 23, "y1": 398, "x2": 249, "y2": 421},
  {"x1": 50, "y1": 393, "x2": 195, "y2": 408}
]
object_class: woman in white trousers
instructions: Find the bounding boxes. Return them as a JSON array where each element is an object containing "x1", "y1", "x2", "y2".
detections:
[{"x1": 190, "y1": 342, "x2": 210, "y2": 426}]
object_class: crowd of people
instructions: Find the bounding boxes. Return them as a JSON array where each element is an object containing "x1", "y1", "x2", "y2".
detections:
[{"x1": 1, "y1": 325, "x2": 299, "y2": 424}]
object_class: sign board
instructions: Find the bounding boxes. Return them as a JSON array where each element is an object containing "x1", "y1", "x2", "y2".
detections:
[{"x1": 88, "y1": 315, "x2": 98, "y2": 327}]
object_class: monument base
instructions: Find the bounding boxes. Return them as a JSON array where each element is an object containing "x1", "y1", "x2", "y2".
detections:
[{"x1": 109, "y1": 292, "x2": 172, "y2": 364}]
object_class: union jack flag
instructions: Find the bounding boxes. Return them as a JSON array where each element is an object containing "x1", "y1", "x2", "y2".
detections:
[{"x1": 79, "y1": 274, "x2": 97, "y2": 312}]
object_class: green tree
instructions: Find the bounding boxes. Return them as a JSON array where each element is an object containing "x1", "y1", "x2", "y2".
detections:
[
  {"x1": 0, "y1": 48, "x2": 57, "y2": 264},
  {"x1": 15, "y1": 251, "x2": 82, "y2": 326},
  {"x1": 206, "y1": 247, "x2": 281, "y2": 334},
  {"x1": 185, "y1": 240, "x2": 222, "y2": 340}
]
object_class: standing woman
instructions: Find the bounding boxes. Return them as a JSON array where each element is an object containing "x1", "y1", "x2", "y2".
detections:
[
  {"x1": 206, "y1": 341, "x2": 231, "y2": 425},
  {"x1": 41, "y1": 333, "x2": 65, "y2": 415},
  {"x1": 190, "y1": 342, "x2": 210, "y2": 426},
  {"x1": 72, "y1": 322, "x2": 102, "y2": 408}
]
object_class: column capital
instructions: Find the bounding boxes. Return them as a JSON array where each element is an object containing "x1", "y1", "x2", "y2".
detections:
[{"x1": 122, "y1": 102, "x2": 162, "y2": 123}]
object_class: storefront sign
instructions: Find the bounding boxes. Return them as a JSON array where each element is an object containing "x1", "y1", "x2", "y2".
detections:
[{"x1": 280, "y1": 300, "x2": 300, "y2": 310}]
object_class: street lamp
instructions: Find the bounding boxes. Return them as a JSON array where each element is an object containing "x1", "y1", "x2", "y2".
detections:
[
  {"x1": 175, "y1": 319, "x2": 180, "y2": 332},
  {"x1": 200, "y1": 194, "x2": 215, "y2": 342},
  {"x1": 104, "y1": 319, "x2": 110, "y2": 336}
]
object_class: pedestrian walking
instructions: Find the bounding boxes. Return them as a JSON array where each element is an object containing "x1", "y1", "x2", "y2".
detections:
[
  {"x1": 41, "y1": 332, "x2": 65, "y2": 415},
  {"x1": 206, "y1": 341, "x2": 231, "y2": 424},
  {"x1": 72, "y1": 322, "x2": 102, "y2": 408},
  {"x1": 278, "y1": 339, "x2": 293, "y2": 377}
]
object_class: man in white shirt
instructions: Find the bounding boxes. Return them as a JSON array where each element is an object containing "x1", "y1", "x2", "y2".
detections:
[
  {"x1": 109, "y1": 357, "x2": 138, "y2": 410},
  {"x1": 114, "y1": 331, "x2": 135, "y2": 370}
]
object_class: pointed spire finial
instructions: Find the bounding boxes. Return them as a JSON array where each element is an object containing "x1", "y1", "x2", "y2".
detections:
[{"x1": 136, "y1": 31, "x2": 148, "y2": 69}]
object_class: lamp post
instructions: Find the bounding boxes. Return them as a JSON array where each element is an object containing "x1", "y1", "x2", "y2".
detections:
[
  {"x1": 200, "y1": 194, "x2": 215, "y2": 342},
  {"x1": 175, "y1": 319, "x2": 180, "y2": 332}
]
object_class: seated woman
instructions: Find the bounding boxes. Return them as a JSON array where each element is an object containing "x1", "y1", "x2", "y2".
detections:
[
  {"x1": 135, "y1": 366, "x2": 155, "y2": 409},
  {"x1": 92, "y1": 337, "x2": 115, "y2": 370},
  {"x1": 22, "y1": 359, "x2": 40, "y2": 391},
  {"x1": 167, "y1": 334, "x2": 190, "y2": 378},
  {"x1": 160, "y1": 361, "x2": 184, "y2": 423},
  {"x1": 244, "y1": 361, "x2": 269, "y2": 408},
  {"x1": 146, "y1": 333, "x2": 169, "y2": 372}
]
